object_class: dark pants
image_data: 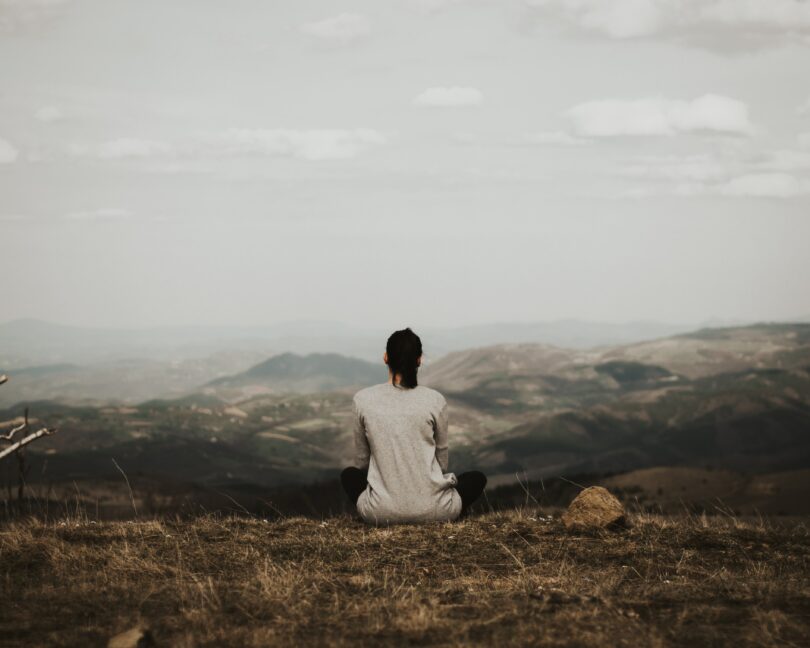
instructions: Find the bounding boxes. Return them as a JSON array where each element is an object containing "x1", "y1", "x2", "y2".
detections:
[{"x1": 340, "y1": 467, "x2": 487, "y2": 518}]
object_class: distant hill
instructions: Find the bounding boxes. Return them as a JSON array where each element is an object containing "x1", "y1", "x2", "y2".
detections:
[
  {"x1": 419, "y1": 323, "x2": 810, "y2": 483},
  {"x1": 420, "y1": 322, "x2": 810, "y2": 391},
  {"x1": 0, "y1": 316, "x2": 715, "y2": 370},
  {"x1": 0, "y1": 351, "x2": 267, "y2": 408},
  {"x1": 204, "y1": 352, "x2": 386, "y2": 398},
  {"x1": 601, "y1": 322, "x2": 810, "y2": 379},
  {"x1": 4, "y1": 322, "x2": 810, "y2": 505}
]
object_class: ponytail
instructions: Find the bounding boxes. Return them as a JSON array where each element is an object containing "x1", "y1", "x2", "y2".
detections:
[{"x1": 386, "y1": 327, "x2": 422, "y2": 389}]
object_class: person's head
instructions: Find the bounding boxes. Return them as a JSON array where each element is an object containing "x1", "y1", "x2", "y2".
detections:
[{"x1": 383, "y1": 327, "x2": 423, "y2": 389}]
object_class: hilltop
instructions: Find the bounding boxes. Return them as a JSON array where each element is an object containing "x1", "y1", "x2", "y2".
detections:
[
  {"x1": 204, "y1": 352, "x2": 384, "y2": 399},
  {"x1": 1, "y1": 509, "x2": 807, "y2": 647}
]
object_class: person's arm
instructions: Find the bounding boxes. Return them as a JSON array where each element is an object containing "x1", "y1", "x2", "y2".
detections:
[
  {"x1": 352, "y1": 397, "x2": 370, "y2": 469},
  {"x1": 433, "y1": 396, "x2": 450, "y2": 473}
]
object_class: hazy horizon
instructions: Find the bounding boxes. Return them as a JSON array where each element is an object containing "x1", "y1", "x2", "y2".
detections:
[
  {"x1": 0, "y1": 313, "x2": 781, "y2": 332},
  {"x1": 2, "y1": 1, "x2": 809, "y2": 330}
]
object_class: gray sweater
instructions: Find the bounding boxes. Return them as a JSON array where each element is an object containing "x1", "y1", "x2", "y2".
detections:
[{"x1": 352, "y1": 382, "x2": 462, "y2": 525}]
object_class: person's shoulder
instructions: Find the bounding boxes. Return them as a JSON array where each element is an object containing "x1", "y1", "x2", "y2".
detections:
[
  {"x1": 417, "y1": 385, "x2": 447, "y2": 408},
  {"x1": 353, "y1": 383, "x2": 387, "y2": 405}
]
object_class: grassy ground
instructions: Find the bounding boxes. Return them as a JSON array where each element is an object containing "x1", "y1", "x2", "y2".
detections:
[{"x1": 1, "y1": 508, "x2": 808, "y2": 647}]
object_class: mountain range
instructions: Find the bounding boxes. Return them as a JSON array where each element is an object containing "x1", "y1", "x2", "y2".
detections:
[
  {"x1": 2, "y1": 322, "x2": 808, "y2": 514},
  {"x1": 0, "y1": 316, "x2": 722, "y2": 370},
  {"x1": 4, "y1": 316, "x2": 797, "y2": 407}
]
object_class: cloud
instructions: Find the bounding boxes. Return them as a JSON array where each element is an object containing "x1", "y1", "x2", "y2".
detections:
[
  {"x1": 69, "y1": 138, "x2": 173, "y2": 159},
  {"x1": 528, "y1": 0, "x2": 663, "y2": 38},
  {"x1": 619, "y1": 154, "x2": 732, "y2": 182},
  {"x1": 566, "y1": 94, "x2": 753, "y2": 137},
  {"x1": 413, "y1": 87, "x2": 483, "y2": 107},
  {"x1": 718, "y1": 173, "x2": 810, "y2": 198},
  {"x1": 617, "y1": 150, "x2": 810, "y2": 199},
  {"x1": 528, "y1": 0, "x2": 810, "y2": 45},
  {"x1": 0, "y1": 213, "x2": 26, "y2": 221},
  {"x1": 66, "y1": 130, "x2": 386, "y2": 165},
  {"x1": 0, "y1": 0, "x2": 70, "y2": 33},
  {"x1": 751, "y1": 149, "x2": 810, "y2": 172},
  {"x1": 0, "y1": 137, "x2": 18, "y2": 163},
  {"x1": 208, "y1": 129, "x2": 386, "y2": 161},
  {"x1": 35, "y1": 105, "x2": 63, "y2": 122},
  {"x1": 701, "y1": 1, "x2": 810, "y2": 31},
  {"x1": 411, "y1": 0, "x2": 468, "y2": 13},
  {"x1": 798, "y1": 97, "x2": 810, "y2": 116},
  {"x1": 299, "y1": 13, "x2": 371, "y2": 45},
  {"x1": 525, "y1": 130, "x2": 590, "y2": 146},
  {"x1": 799, "y1": 132, "x2": 810, "y2": 149},
  {"x1": 63, "y1": 208, "x2": 132, "y2": 221}
]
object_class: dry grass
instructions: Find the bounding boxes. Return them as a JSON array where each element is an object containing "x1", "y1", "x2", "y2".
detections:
[{"x1": 1, "y1": 508, "x2": 808, "y2": 647}]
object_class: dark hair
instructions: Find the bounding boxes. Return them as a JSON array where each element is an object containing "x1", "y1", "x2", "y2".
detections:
[{"x1": 386, "y1": 327, "x2": 422, "y2": 389}]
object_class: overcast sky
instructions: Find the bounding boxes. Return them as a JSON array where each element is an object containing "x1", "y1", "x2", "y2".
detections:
[{"x1": 1, "y1": 0, "x2": 809, "y2": 330}]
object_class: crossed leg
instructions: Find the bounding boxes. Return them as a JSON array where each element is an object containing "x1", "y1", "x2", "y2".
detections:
[
  {"x1": 340, "y1": 466, "x2": 368, "y2": 505},
  {"x1": 455, "y1": 470, "x2": 487, "y2": 517}
]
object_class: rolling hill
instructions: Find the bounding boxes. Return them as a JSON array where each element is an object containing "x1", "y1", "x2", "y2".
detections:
[
  {"x1": 0, "y1": 351, "x2": 267, "y2": 408},
  {"x1": 2, "y1": 322, "x2": 809, "y2": 515},
  {"x1": 203, "y1": 352, "x2": 386, "y2": 399}
]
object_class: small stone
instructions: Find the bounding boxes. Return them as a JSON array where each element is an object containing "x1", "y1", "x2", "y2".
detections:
[
  {"x1": 107, "y1": 626, "x2": 155, "y2": 648},
  {"x1": 530, "y1": 587, "x2": 581, "y2": 604},
  {"x1": 562, "y1": 486, "x2": 627, "y2": 531},
  {"x1": 529, "y1": 586, "x2": 602, "y2": 611}
]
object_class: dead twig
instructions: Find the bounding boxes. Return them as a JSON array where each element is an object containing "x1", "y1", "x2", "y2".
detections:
[
  {"x1": 0, "y1": 427, "x2": 57, "y2": 461},
  {"x1": 112, "y1": 458, "x2": 138, "y2": 517},
  {"x1": 0, "y1": 406, "x2": 29, "y2": 441}
]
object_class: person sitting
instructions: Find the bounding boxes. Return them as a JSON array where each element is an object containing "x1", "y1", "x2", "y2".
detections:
[{"x1": 340, "y1": 327, "x2": 487, "y2": 525}]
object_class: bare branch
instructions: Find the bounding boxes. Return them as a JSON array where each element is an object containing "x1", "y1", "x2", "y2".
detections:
[
  {"x1": 0, "y1": 427, "x2": 57, "y2": 461},
  {"x1": 2, "y1": 408, "x2": 33, "y2": 442},
  {"x1": 0, "y1": 421, "x2": 27, "y2": 441}
]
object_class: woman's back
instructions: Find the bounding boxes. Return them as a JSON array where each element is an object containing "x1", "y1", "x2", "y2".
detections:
[{"x1": 352, "y1": 382, "x2": 462, "y2": 524}]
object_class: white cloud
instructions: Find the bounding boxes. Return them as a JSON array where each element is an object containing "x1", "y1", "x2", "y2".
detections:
[
  {"x1": 718, "y1": 173, "x2": 809, "y2": 198},
  {"x1": 525, "y1": 130, "x2": 590, "y2": 146},
  {"x1": 619, "y1": 154, "x2": 732, "y2": 182},
  {"x1": 528, "y1": 0, "x2": 810, "y2": 44},
  {"x1": 798, "y1": 97, "x2": 810, "y2": 116},
  {"x1": 0, "y1": 213, "x2": 26, "y2": 221},
  {"x1": 63, "y1": 208, "x2": 132, "y2": 221},
  {"x1": 528, "y1": 0, "x2": 663, "y2": 38},
  {"x1": 66, "y1": 130, "x2": 386, "y2": 164},
  {"x1": 35, "y1": 105, "x2": 63, "y2": 122},
  {"x1": 299, "y1": 13, "x2": 371, "y2": 45},
  {"x1": 0, "y1": 0, "x2": 70, "y2": 33},
  {"x1": 413, "y1": 87, "x2": 483, "y2": 107},
  {"x1": 0, "y1": 137, "x2": 18, "y2": 163},
  {"x1": 617, "y1": 150, "x2": 810, "y2": 199},
  {"x1": 799, "y1": 132, "x2": 810, "y2": 149},
  {"x1": 567, "y1": 94, "x2": 752, "y2": 137},
  {"x1": 69, "y1": 138, "x2": 172, "y2": 159},
  {"x1": 700, "y1": 0, "x2": 810, "y2": 31},
  {"x1": 209, "y1": 129, "x2": 386, "y2": 161},
  {"x1": 412, "y1": 0, "x2": 468, "y2": 13},
  {"x1": 752, "y1": 149, "x2": 810, "y2": 172},
  {"x1": 97, "y1": 139, "x2": 171, "y2": 159}
]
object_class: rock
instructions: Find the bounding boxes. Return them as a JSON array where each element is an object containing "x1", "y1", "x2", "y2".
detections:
[
  {"x1": 108, "y1": 626, "x2": 155, "y2": 648},
  {"x1": 529, "y1": 586, "x2": 602, "y2": 611},
  {"x1": 562, "y1": 486, "x2": 627, "y2": 531}
]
